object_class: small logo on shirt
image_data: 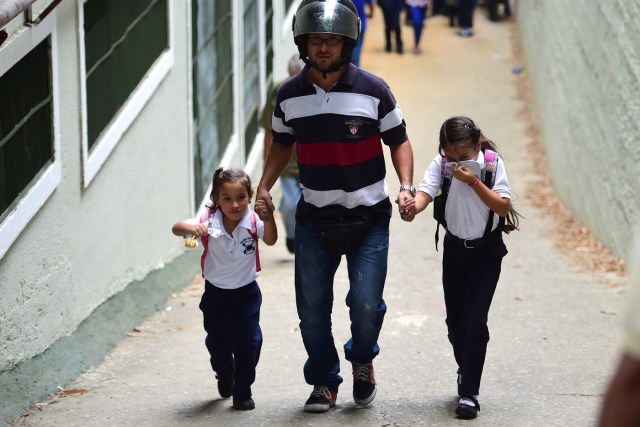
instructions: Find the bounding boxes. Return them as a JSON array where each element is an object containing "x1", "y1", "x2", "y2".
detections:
[
  {"x1": 241, "y1": 237, "x2": 257, "y2": 255},
  {"x1": 345, "y1": 119, "x2": 363, "y2": 139}
]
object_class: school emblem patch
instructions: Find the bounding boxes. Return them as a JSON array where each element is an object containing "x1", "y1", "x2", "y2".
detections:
[
  {"x1": 345, "y1": 119, "x2": 363, "y2": 139},
  {"x1": 241, "y1": 237, "x2": 256, "y2": 255}
]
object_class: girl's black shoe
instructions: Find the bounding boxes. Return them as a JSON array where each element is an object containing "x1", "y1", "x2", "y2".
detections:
[
  {"x1": 455, "y1": 396, "x2": 480, "y2": 419},
  {"x1": 233, "y1": 397, "x2": 255, "y2": 410}
]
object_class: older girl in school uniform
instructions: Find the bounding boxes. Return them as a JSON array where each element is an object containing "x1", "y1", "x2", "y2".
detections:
[{"x1": 402, "y1": 116, "x2": 521, "y2": 419}]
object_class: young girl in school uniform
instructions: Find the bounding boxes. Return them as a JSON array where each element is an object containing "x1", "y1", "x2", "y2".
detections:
[
  {"x1": 402, "y1": 116, "x2": 521, "y2": 419},
  {"x1": 172, "y1": 167, "x2": 277, "y2": 411}
]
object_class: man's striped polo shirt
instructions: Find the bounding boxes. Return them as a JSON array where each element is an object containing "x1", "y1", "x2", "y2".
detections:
[{"x1": 271, "y1": 63, "x2": 409, "y2": 222}]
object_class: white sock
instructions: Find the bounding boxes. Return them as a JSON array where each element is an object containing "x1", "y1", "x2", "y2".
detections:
[
  {"x1": 459, "y1": 397, "x2": 474, "y2": 406},
  {"x1": 459, "y1": 396, "x2": 479, "y2": 406}
]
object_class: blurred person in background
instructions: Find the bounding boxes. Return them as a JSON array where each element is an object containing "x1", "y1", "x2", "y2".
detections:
[
  {"x1": 351, "y1": 0, "x2": 373, "y2": 67},
  {"x1": 378, "y1": 0, "x2": 404, "y2": 53},
  {"x1": 406, "y1": 0, "x2": 429, "y2": 53},
  {"x1": 457, "y1": 0, "x2": 477, "y2": 37},
  {"x1": 598, "y1": 234, "x2": 640, "y2": 427}
]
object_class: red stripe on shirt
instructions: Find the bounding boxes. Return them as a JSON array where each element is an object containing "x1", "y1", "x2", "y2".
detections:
[{"x1": 298, "y1": 134, "x2": 382, "y2": 166}]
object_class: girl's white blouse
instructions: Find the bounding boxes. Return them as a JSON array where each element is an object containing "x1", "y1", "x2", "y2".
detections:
[{"x1": 417, "y1": 150, "x2": 511, "y2": 240}]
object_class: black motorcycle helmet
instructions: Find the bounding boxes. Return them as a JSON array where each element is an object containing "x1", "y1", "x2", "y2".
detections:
[{"x1": 292, "y1": 0, "x2": 361, "y2": 75}]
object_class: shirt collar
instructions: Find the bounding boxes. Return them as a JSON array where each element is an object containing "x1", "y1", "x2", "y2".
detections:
[
  {"x1": 299, "y1": 62, "x2": 356, "y2": 90},
  {"x1": 211, "y1": 208, "x2": 253, "y2": 237}
]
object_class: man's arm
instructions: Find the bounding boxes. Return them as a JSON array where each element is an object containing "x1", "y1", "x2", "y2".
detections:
[
  {"x1": 263, "y1": 131, "x2": 273, "y2": 162},
  {"x1": 256, "y1": 141, "x2": 294, "y2": 212},
  {"x1": 389, "y1": 139, "x2": 414, "y2": 218}
]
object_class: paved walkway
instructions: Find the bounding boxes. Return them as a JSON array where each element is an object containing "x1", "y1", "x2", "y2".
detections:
[{"x1": 12, "y1": 7, "x2": 626, "y2": 427}]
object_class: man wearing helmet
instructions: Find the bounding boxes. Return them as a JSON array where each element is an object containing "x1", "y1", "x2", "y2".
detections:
[{"x1": 256, "y1": 0, "x2": 415, "y2": 413}]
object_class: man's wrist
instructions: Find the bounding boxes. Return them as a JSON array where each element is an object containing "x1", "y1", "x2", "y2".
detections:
[{"x1": 399, "y1": 184, "x2": 416, "y2": 197}]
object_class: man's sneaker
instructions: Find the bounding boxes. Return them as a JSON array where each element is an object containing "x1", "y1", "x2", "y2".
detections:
[
  {"x1": 304, "y1": 386, "x2": 337, "y2": 413},
  {"x1": 216, "y1": 374, "x2": 234, "y2": 399},
  {"x1": 352, "y1": 362, "x2": 377, "y2": 405}
]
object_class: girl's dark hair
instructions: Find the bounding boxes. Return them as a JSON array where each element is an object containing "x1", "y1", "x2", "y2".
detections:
[
  {"x1": 439, "y1": 116, "x2": 522, "y2": 233},
  {"x1": 208, "y1": 167, "x2": 253, "y2": 210},
  {"x1": 439, "y1": 116, "x2": 499, "y2": 155}
]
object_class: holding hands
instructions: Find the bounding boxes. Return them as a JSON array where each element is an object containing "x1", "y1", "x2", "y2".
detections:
[
  {"x1": 254, "y1": 198, "x2": 274, "y2": 221},
  {"x1": 254, "y1": 188, "x2": 278, "y2": 246},
  {"x1": 396, "y1": 191, "x2": 417, "y2": 222}
]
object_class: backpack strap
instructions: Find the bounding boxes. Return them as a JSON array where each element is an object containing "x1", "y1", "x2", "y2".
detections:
[
  {"x1": 198, "y1": 207, "x2": 214, "y2": 277},
  {"x1": 481, "y1": 149, "x2": 498, "y2": 188},
  {"x1": 434, "y1": 154, "x2": 451, "y2": 251},
  {"x1": 481, "y1": 149, "x2": 499, "y2": 238},
  {"x1": 248, "y1": 211, "x2": 261, "y2": 272}
]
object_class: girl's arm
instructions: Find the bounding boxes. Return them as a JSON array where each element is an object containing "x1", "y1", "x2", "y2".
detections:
[
  {"x1": 470, "y1": 181, "x2": 511, "y2": 217},
  {"x1": 452, "y1": 164, "x2": 511, "y2": 217},
  {"x1": 261, "y1": 216, "x2": 278, "y2": 246},
  {"x1": 413, "y1": 191, "x2": 433, "y2": 214},
  {"x1": 172, "y1": 221, "x2": 208, "y2": 237},
  {"x1": 401, "y1": 191, "x2": 433, "y2": 221}
]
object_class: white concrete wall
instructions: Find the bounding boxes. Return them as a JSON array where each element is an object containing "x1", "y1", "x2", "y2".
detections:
[
  {"x1": 0, "y1": 0, "x2": 191, "y2": 371},
  {"x1": 516, "y1": 0, "x2": 640, "y2": 259}
]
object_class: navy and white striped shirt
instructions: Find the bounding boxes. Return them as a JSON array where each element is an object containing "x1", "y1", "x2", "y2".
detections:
[{"x1": 272, "y1": 63, "x2": 409, "y2": 221}]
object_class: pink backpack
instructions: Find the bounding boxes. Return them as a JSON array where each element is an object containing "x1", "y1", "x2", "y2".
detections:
[{"x1": 198, "y1": 207, "x2": 261, "y2": 277}]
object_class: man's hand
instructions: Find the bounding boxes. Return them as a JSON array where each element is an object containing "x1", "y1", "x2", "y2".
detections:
[
  {"x1": 254, "y1": 198, "x2": 274, "y2": 221},
  {"x1": 396, "y1": 192, "x2": 416, "y2": 222},
  {"x1": 255, "y1": 187, "x2": 276, "y2": 216}
]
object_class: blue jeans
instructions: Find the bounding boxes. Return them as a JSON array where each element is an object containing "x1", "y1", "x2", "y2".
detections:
[
  {"x1": 409, "y1": 5, "x2": 427, "y2": 46},
  {"x1": 294, "y1": 219, "x2": 389, "y2": 391},
  {"x1": 279, "y1": 176, "x2": 301, "y2": 239}
]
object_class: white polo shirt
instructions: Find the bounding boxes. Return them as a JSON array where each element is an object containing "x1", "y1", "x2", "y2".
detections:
[
  {"x1": 417, "y1": 150, "x2": 511, "y2": 240},
  {"x1": 187, "y1": 208, "x2": 264, "y2": 289}
]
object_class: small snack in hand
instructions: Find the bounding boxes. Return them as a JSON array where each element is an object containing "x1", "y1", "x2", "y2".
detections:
[{"x1": 184, "y1": 235, "x2": 200, "y2": 248}]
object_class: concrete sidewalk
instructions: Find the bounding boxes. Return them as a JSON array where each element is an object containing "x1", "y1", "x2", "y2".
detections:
[{"x1": 12, "y1": 8, "x2": 626, "y2": 427}]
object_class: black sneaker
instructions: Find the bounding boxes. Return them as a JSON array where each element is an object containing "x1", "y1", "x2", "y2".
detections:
[
  {"x1": 352, "y1": 362, "x2": 377, "y2": 405},
  {"x1": 455, "y1": 396, "x2": 480, "y2": 419},
  {"x1": 304, "y1": 386, "x2": 337, "y2": 413},
  {"x1": 216, "y1": 374, "x2": 234, "y2": 399},
  {"x1": 233, "y1": 397, "x2": 255, "y2": 411}
]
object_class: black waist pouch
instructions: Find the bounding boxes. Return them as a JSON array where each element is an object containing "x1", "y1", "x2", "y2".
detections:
[{"x1": 311, "y1": 207, "x2": 374, "y2": 254}]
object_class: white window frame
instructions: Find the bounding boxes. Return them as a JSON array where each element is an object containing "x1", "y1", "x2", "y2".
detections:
[
  {"x1": 0, "y1": 12, "x2": 60, "y2": 260},
  {"x1": 78, "y1": 0, "x2": 175, "y2": 187}
]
